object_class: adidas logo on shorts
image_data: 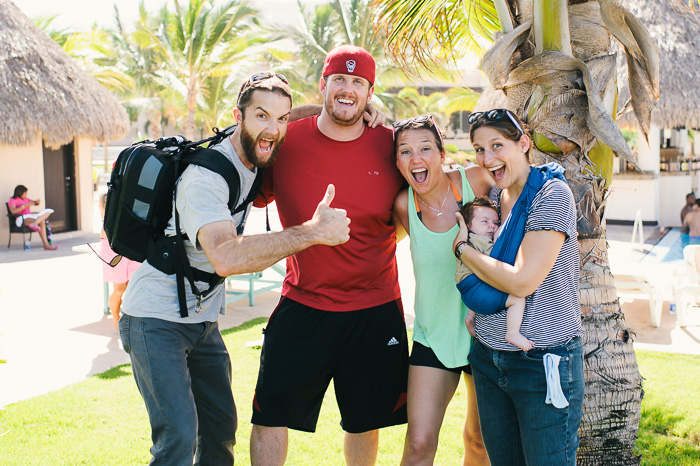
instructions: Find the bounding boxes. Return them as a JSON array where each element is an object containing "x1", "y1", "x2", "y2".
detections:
[{"x1": 387, "y1": 337, "x2": 399, "y2": 346}]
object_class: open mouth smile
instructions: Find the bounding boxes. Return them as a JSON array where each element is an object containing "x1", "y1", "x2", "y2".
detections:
[
  {"x1": 488, "y1": 163, "x2": 505, "y2": 181},
  {"x1": 411, "y1": 168, "x2": 428, "y2": 184},
  {"x1": 336, "y1": 97, "x2": 355, "y2": 107},
  {"x1": 258, "y1": 137, "x2": 274, "y2": 154}
]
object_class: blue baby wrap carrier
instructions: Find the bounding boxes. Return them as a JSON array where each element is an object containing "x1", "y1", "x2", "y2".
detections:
[{"x1": 456, "y1": 162, "x2": 567, "y2": 314}]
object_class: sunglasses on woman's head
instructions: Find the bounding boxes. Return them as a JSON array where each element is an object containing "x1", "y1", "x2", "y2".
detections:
[
  {"x1": 468, "y1": 109, "x2": 524, "y2": 136},
  {"x1": 392, "y1": 115, "x2": 443, "y2": 146}
]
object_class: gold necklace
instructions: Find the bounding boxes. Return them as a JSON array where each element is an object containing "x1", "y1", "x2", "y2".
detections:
[{"x1": 416, "y1": 183, "x2": 450, "y2": 216}]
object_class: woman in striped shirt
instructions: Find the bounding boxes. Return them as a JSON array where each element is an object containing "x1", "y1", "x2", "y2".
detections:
[{"x1": 454, "y1": 109, "x2": 584, "y2": 466}]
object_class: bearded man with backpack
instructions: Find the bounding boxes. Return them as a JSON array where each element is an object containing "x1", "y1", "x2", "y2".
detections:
[{"x1": 118, "y1": 73, "x2": 351, "y2": 466}]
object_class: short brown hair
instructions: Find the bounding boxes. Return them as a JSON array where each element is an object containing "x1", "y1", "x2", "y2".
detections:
[{"x1": 460, "y1": 196, "x2": 498, "y2": 227}]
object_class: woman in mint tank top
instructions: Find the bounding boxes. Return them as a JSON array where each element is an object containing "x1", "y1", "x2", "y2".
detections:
[{"x1": 392, "y1": 115, "x2": 493, "y2": 465}]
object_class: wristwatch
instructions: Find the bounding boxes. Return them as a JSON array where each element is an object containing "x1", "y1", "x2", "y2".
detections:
[{"x1": 454, "y1": 241, "x2": 467, "y2": 259}]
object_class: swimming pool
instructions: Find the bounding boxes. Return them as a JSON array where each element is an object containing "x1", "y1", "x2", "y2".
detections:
[{"x1": 660, "y1": 233, "x2": 700, "y2": 263}]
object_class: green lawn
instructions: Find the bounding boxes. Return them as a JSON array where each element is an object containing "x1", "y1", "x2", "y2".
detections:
[{"x1": 0, "y1": 319, "x2": 698, "y2": 465}]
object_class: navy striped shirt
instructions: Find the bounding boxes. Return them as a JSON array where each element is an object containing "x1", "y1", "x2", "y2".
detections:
[{"x1": 474, "y1": 179, "x2": 583, "y2": 351}]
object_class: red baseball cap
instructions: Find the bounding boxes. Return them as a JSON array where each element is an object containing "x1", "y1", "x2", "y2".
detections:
[{"x1": 322, "y1": 45, "x2": 375, "y2": 85}]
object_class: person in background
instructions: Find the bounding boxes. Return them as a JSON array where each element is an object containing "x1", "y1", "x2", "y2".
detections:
[
  {"x1": 99, "y1": 194, "x2": 140, "y2": 329},
  {"x1": 681, "y1": 199, "x2": 700, "y2": 237},
  {"x1": 681, "y1": 192, "x2": 696, "y2": 232},
  {"x1": 7, "y1": 185, "x2": 57, "y2": 251}
]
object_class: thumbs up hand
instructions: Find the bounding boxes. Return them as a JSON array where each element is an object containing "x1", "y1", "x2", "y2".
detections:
[{"x1": 307, "y1": 184, "x2": 351, "y2": 246}]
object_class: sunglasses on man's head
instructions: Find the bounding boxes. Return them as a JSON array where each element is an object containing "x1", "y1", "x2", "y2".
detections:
[
  {"x1": 249, "y1": 71, "x2": 289, "y2": 85},
  {"x1": 237, "y1": 72, "x2": 289, "y2": 104},
  {"x1": 392, "y1": 114, "x2": 443, "y2": 146},
  {"x1": 467, "y1": 109, "x2": 524, "y2": 136}
]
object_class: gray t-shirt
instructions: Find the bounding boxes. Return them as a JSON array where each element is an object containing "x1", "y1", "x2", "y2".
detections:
[{"x1": 122, "y1": 138, "x2": 257, "y2": 323}]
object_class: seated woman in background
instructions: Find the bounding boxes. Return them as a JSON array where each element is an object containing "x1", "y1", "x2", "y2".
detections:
[{"x1": 8, "y1": 185, "x2": 57, "y2": 251}]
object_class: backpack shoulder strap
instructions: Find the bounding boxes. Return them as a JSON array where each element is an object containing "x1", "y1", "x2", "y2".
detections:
[
  {"x1": 183, "y1": 147, "x2": 240, "y2": 210},
  {"x1": 233, "y1": 166, "x2": 265, "y2": 215}
]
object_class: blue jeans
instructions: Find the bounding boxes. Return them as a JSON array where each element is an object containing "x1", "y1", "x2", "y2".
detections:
[
  {"x1": 119, "y1": 315, "x2": 236, "y2": 466},
  {"x1": 468, "y1": 337, "x2": 584, "y2": 466}
]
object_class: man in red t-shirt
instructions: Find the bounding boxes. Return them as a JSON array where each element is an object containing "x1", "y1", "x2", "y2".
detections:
[{"x1": 250, "y1": 45, "x2": 408, "y2": 465}]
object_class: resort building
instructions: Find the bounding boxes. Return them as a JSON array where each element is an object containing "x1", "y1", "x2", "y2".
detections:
[{"x1": 605, "y1": 0, "x2": 700, "y2": 228}]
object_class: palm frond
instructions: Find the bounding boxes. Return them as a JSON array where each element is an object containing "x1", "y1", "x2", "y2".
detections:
[{"x1": 372, "y1": 0, "x2": 500, "y2": 70}]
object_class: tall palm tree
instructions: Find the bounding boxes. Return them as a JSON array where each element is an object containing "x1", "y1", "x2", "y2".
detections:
[
  {"x1": 136, "y1": 0, "x2": 260, "y2": 139},
  {"x1": 107, "y1": 2, "x2": 175, "y2": 140},
  {"x1": 373, "y1": 0, "x2": 659, "y2": 464}
]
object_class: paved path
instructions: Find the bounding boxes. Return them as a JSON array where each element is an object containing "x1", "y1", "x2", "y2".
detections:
[{"x1": 0, "y1": 218, "x2": 697, "y2": 409}]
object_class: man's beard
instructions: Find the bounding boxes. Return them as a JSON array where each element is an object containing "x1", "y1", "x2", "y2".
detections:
[
  {"x1": 239, "y1": 125, "x2": 284, "y2": 168},
  {"x1": 323, "y1": 95, "x2": 366, "y2": 127}
]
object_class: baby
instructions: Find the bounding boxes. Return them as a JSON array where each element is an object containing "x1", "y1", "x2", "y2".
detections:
[{"x1": 456, "y1": 197, "x2": 534, "y2": 352}]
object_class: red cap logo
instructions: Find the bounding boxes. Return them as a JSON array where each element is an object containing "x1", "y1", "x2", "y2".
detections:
[{"x1": 322, "y1": 45, "x2": 375, "y2": 85}]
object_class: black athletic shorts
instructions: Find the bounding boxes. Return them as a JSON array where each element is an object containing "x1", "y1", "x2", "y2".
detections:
[
  {"x1": 409, "y1": 341, "x2": 472, "y2": 375},
  {"x1": 251, "y1": 297, "x2": 409, "y2": 434}
]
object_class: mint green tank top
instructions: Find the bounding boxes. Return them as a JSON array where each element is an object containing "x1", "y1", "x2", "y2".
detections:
[{"x1": 408, "y1": 167, "x2": 475, "y2": 368}]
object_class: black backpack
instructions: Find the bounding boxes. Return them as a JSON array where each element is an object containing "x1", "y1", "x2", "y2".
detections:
[{"x1": 103, "y1": 126, "x2": 264, "y2": 317}]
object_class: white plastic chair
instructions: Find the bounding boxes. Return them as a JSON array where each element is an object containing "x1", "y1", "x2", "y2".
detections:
[
  {"x1": 614, "y1": 271, "x2": 663, "y2": 327},
  {"x1": 673, "y1": 245, "x2": 700, "y2": 327}
]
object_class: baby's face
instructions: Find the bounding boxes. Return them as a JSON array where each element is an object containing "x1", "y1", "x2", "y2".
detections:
[{"x1": 468, "y1": 206, "x2": 499, "y2": 240}]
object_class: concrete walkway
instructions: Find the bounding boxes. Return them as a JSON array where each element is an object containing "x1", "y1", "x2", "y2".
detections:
[{"x1": 0, "y1": 218, "x2": 698, "y2": 409}]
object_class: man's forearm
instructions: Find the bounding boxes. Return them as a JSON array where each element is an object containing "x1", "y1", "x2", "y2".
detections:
[
  {"x1": 208, "y1": 223, "x2": 322, "y2": 277},
  {"x1": 200, "y1": 184, "x2": 349, "y2": 276},
  {"x1": 290, "y1": 104, "x2": 322, "y2": 122}
]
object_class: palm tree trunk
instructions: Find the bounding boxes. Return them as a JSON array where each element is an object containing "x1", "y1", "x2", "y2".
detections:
[
  {"x1": 185, "y1": 78, "x2": 198, "y2": 140},
  {"x1": 529, "y1": 146, "x2": 643, "y2": 465},
  {"x1": 147, "y1": 108, "x2": 163, "y2": 140},
  {"x1": 519, "y1": 1, "x2": 645, "y2": 463},
  {"x1": 577, "y1": 235, "x2": 644, "y2": 465}
]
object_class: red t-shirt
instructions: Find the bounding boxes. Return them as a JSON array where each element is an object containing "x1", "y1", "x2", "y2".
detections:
[{"x1": 256, "y1": 116, "x2": 404, "y2": 311}]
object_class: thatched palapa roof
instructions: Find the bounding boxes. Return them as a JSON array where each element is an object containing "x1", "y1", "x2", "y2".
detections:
[
  {"x1": 618, "y1": 0, "x2": 700, "y2": 130},
  {"x1": 0, "y1": 0, "x2": 129, "y2": 148}
]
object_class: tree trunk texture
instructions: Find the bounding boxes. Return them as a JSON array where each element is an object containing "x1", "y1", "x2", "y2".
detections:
[
  {"x1": 185, "y1": 78, "x2": 198, "y2": 141},
  {"x1": 529, "y1": 147, "x2": 643, "y2": 465},
  {"x1": 147, "y1": 108, "x2": 163, "y2": 141},
  {"x1": 577, "y1": 235, "x2": 643, "y2": 465}
]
